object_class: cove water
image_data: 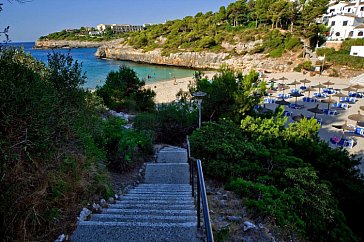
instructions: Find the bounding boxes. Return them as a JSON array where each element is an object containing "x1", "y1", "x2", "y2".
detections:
[{"x1": 7, "y1": 42, "x2": 195, "y2": 89}]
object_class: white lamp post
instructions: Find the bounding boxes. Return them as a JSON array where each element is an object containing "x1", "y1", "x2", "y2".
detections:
[{"x1": 192, "y1": 91, "x2": 207, "y2": 128}]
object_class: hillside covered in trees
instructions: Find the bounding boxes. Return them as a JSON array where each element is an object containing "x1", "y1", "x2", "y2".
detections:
[{"x1": 42, "y1": 0, "x2": 329, "y2": 58}]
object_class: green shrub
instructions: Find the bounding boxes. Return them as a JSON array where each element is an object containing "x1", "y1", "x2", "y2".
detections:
[
  {"x1": 269, "y1": 47, "x2": 284, "y2": 58},
  {"x1": 96, "y1": 65, "x2": 156, "y2": 113},
  {"x1": 134, "y1": 103, "x2": 197, "y2": 145},
  {"x1": 0, "y1": 47, "x2": 111, "y2": 241},
  {"x1": 189, "y1": 113, "x2": 363, "y2": 241}
]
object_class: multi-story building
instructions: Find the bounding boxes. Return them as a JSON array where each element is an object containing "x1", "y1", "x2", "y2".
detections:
[
  {"x1": 96, "y1": 24, "x2": 143, "y2": 33},
  {"x1": 325, "y1": 0, "x2": 364, "y2": 40},
  {"x1": 110, "y1": 24, "x2": 144, "y2": 33}
]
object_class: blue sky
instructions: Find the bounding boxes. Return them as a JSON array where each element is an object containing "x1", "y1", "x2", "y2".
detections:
[{"x1": 0, "y1": 0, "x2": 236, "y2": 42}]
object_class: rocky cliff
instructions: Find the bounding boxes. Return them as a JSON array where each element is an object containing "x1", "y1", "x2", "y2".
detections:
[
  {"x1": 34, "y1": 39, "x2": 123, "y2": 49},
  {"x1": 95, "y1": 42, "x2": 300, "y2": 72}
]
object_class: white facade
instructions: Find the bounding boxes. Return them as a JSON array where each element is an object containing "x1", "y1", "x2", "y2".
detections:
[
  {"x1": 325, "y1": 0, "x2": 364, "y2": 18},
  {"x1": 326, "y1": 2, "x2": 350, "y2": 17},
  {"x1": 328, "y1": 15, "x2": 364, "y2": 40},
  {"x1": 96, "y1": 24, "x2": 112, "y2": 31},
  {"x1": 350, "y1": 46, "x2": 364, "y2": 57}
]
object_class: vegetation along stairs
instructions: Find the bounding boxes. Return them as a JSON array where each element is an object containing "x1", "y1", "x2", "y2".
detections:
[{"x1": 72, "y1": 146, "x2": 200, "y2": 242}]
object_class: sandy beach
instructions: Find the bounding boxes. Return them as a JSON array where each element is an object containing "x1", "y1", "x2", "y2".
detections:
[
  {"x1": 148, "y1": 70, "x2": 364, "y2": 172},
  {"x1": 145, "y1": 72, "x2": 216, "y2": 103}
]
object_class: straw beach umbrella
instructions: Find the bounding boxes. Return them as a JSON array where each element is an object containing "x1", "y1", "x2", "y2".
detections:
[
  {"x1": 267, "y1": 89, "x2": 276, "y2": 95},
  {"x1": 332, "y1": 121, "x2": 356, "y2": 138},
  {"x1": 288, "y1": 80, "x2": 301, "y2": 89},
  {"x1": 314, "y1": 83, "x2": 326, "y2": 93},
  {"x1": 333, "y1": 92, "x2": 346, "y2": 102},
  {"x1": 332, "y1": 121, "x2": 355, "y2": 132},
  {"x1": 348, "y1": 111, "x2": 364, "y2": 126},
  {"x1": 304, "y1": 86, "x2": 317, "y2": 97},
  {"x1": 279, "y1": 76, "x2": 288, "y2": 82},
  {"x1": 307, "y1": 104, "x2": 324, "y2": 118},
  {"x1": 290, "y1": 92, "x2": 304, "y2": 105},
  {"x1": 268, "y1": 78, "x2": 277, "y2": 90},
  {"x1": 321, "y1": 96, "x2": 336, "y2": 110},
  {"x1": 276, "y1": 99, "x2": 291, "y2": 106},
  {"x1": 343, "y1": 86, "x2": 356, "y2": 95},
  {"x1": 300, "y1": 78, "x2": 311, "y2": 87},
  {"x1": 323, "y1": 80, "x2": 335, "y2": 88},
  {"x1": 352, "y1": 83, "x2": 364, "y2": 91}
]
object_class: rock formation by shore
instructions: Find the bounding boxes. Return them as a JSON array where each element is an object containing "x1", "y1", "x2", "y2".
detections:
[{"x1": 94, "y1": 43, "x2": 301, "y2": 73}]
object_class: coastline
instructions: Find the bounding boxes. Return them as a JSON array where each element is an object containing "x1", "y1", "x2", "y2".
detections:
[{"x1": 145, "y1": 72, "x2": 216, "y2": 103}]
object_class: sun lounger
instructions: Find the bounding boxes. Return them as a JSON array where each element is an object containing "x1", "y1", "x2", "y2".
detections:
[
  {"x1": 349, "y1": 92, "x2": 363, "y2": 98},
  {"x1": 264, "y1": 97, "x2": 276, "y2": 104},
  {"x1": 323, "y1": 88, "x2": 336, "y2": 94},
  {"x1": 313, "y1": 92, "x2": 328, "y2": 98},
  {"x1": 277, "y1": 93, "x2": 290, "y2": 99},
  {"x1": 343, "y1": 139, "x2": 354, "y2": 149},
  {"x1": 332, "y1": 102, "x2": 349, "y2": 109},
  {"x1": 303, "y1": 97, "x2": 317, "y2": 102},
  {"x1": 323, "y1": 109, "x2": 338, "y2": 116},
  {"x1": 290, "y1": 89, "x2": 299, "y2": 94},
  {"x1": 355, "y1": 127, "x2": 364, "y2": 136},
  {"x1": 300, "y1": 86, "x2": 307, "y2": 90},
  {"x1": 283, "y1": 111, "x2": 292, "y2": 117}
]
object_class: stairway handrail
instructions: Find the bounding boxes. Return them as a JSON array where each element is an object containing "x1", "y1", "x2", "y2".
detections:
[{"x1": 186, "y1": 136, "x2": 214, "y2": 242}]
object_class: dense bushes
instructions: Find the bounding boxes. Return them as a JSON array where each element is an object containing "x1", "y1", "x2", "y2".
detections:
[
  {"x1": 261, "y1": 30, "x2": 302, "y2": 58},
  {"x1": 101, "y1": 116, "x2": 153, "y2": 171},
  {"x1": 0, "y1": 47, "x2": 112, "y2": 241},
  {"x1": 317, "y1": 39, "x2": 364, "y2": 69},
  {"x1": 96, "y1": 65, "x2": 156, "y2": 113},
  {"x1": 189, "y1": 114, "x2": 363, "y2": 241},
  {"x1": 189, "y1": 67, "x2": 265, "y2": 122},
  {"x1": 134, "y1": 103, "x2": 198, "y2": 145}
]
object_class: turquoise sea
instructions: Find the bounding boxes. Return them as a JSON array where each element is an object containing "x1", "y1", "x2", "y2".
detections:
[{"x1": 7, "y1": 42, "x2": 195, "y2": 89}]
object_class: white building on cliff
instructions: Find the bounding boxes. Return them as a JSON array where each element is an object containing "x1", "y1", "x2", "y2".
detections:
[{"x1": 325, "y1": 0, "x2": 364, "y2": 40}]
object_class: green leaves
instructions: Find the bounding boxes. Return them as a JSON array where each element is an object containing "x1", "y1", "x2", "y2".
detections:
[{"x1": 96, "y1": 65, "x2": 155, "y2": 112}]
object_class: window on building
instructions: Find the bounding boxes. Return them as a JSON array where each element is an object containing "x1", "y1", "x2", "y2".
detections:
[
  {"x1": 347, "y1": 8, "x2": 351, "y2": 12},
  {"x1": 336, "y1": 32, "x2": 340, "y2": 36},
  {"x1": 353, "y1": 52, "x2": 358, "y2": 56},
  {"x1": 330, "y1": 9, "x2": 335, "y2": 13},
  {"x1": 358, "y1": 31, "x2": 364, "y2": 37},
  {"x1": 331, "y1": 21, "x2": 335, "y2": 26},
  {"x1": 349, "y1": 31, "x2": 354, "y2": 37},
  {"x1": 343, "y1": 21, "x2": 348, "y2": 26},
  {"x1": 361, "y1": 6, "x2": 364, "y2": 11}
]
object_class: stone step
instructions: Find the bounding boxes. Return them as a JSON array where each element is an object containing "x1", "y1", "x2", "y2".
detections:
[
  {"x1": 120, "y1": 195, "x2": 193, "y2": 201},
  {"x1": 108, "y1": 203, "x2": 195, "y2": 210},
  {"x1": 131, "y1": 187, "x2": 191, "y2": 192},
  {"x1": 115, "y1": 200, "x2": 193, "y2": 206},
  {"x1": 137, "y1": 184, "x2": 191, "y2": 188},
  {"x1": 72, "y1": 221, "x2": 199, "y2": 242},
  {"x1": 90, "y1": 214, "x2": 197, "y2": 223},
  {"x1": 127, "y1": 191, "x2": 191, "y2": 195},
  {"x1": 157, "y1": 147, "x2": 188, "y2": 163},
  {"x1": 144, "y1": 163, "x2": 189, "y2": 184},
  {"x1": 101, "y1": 208, "x2": 196, "y2": 216}
]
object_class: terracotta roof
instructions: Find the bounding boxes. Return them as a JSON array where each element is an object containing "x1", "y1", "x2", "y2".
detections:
[
  {"x1": 341, "y1": 13, "x2": 359, "y2": 17},
  {"x1": 354, "y1": 24, "x2": 364, "y2": 29},
  {"x1": 345, "y1": 3, "x2": 356, "y2": 7}
]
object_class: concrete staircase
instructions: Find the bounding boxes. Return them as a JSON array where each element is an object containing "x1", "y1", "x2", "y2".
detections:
[{"x1": 72, "y1": 146, "x2": 199, "y2": 242}]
